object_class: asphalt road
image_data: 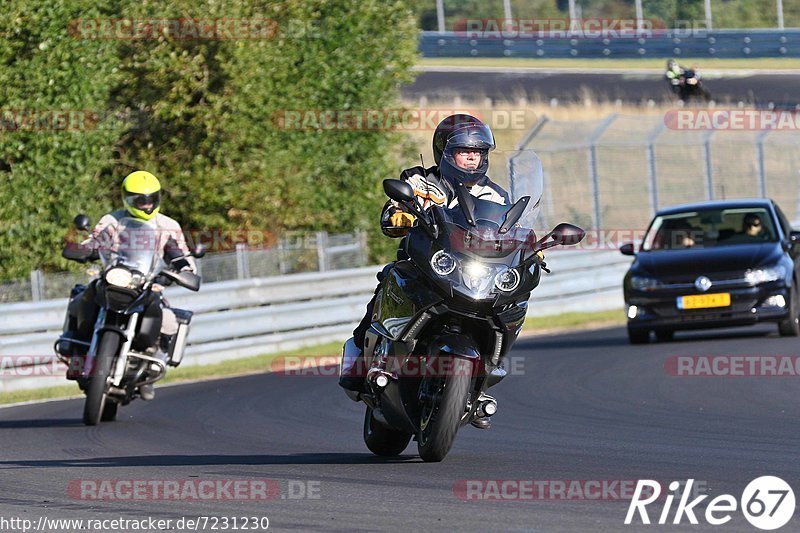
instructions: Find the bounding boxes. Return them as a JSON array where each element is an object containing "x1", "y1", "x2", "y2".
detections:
[
  {"x1": 1, "y1": 325, "x2": 799, "y2": 532},
  {"x1": 403, "y1": 70, "x2": 800, "y2": 106}
]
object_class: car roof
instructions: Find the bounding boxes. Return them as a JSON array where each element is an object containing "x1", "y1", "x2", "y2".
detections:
[{"x1": 655, "y1": 198, "x2": 774, "y2": 216}]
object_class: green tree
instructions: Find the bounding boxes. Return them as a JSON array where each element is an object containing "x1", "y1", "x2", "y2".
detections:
[{"x1": 0, "y1": 0, "x2": 419, "y2": 279}]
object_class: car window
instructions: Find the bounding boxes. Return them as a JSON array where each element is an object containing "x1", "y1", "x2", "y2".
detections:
[
  {"x1": 642, "y1": 207, "x2": 777, "y2": 251},
  {"x1": 774, "y1": 203, "x2": 792, "y2": 238}
]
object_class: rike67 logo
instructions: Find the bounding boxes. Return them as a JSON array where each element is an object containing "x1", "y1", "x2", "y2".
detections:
[{"x1": 625, "y1": 477, "x2": 795, "y2": 530}]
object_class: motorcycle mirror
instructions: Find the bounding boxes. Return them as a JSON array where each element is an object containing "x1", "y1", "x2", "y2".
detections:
[
  {"x1": 383, "y1": 179, "x2": 415, "y2": 203},
  {"x1": 550, "y1": 223, "x2": 585, "y2": 245},
  {"x1": 193, "y1": 243, "x2": 207, "y2": 258},
  {"x1": 74, "y1": 214, "x2": 91, "y2": 231},
  {"x1": 535, "y1": 223, "x2": 585, "y2": 251}
]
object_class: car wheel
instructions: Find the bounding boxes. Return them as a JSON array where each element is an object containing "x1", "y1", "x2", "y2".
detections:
[
  {"x1": 655, "y1": 330, "x2": 674, "y2": 342},
  {"x1": 627, "y1": 327, "x2": 649, "y2": 344},
  {"x1": 778, "y1": 286, "x2": 800, "y2": 337}
]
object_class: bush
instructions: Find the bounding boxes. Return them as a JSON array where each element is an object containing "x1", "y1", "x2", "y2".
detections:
[{"x1": 0, "y1": 0, "x2": 419, "y2": 280}]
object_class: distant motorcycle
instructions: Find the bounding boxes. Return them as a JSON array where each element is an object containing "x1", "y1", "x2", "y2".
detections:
[
  {"x1": 678, "y1": 69, "x2": 711, "y2": 103},
  {"x1": 58, "y1": 214, "x2": 204, "y2": 425}
]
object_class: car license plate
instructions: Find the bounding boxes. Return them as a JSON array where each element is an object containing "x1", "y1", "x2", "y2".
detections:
[{"x1": 677, "y1": 293, "x2": 731, "y2": 310}]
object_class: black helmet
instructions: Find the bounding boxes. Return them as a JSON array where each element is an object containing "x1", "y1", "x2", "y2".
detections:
[{"x1": 432, "y1": 114, "x2": 495, "y2": 184}]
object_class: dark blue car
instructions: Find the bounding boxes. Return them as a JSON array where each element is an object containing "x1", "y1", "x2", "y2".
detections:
[{"x1": 621, "y1": 199, "x2": 800, "y2": 344}]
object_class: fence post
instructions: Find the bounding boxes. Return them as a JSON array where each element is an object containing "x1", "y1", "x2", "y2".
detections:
[
  {"x1": 316, "y1": 231, "x2": 329, "y2": 272},
  {"x1": 756, "y1": 130, "x2": 770, "y2": 198},
  {"x1": 777, "y1": 0, "x2": 785, "y2": 30},
  {"x1": 358, "y1": 231, "x2": 368, "y2": 266},
  {"x1": 30, "y1": 269, "x2": 44, "y2": 301},
  {"x1": 587, "y1": 114, "x2": 618, "y2": 229},
  {"x1": 646, "y1": 121, "x2": 667, "y2": 216},
  {"x1": 278, "y1": 238, "x2": 288, "y2": 275},
  {"x1": 235, "y1": 243, "x2": 250, "y2": 280},
  {"x1": 703, "y1": 130, "x2": 715, "y2": 200},
  {"x1": 704, "y1": 0, "x2": 713, "y2": 31},
  {"x1": 436, "y1": 0, "x2": 445, "y2": 33}
]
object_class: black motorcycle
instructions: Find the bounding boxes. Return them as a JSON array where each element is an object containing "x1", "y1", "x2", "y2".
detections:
[
  {"x1": 341, "y1": 152, "x2": 585, "y2": 461},
  {"x1": 59, "y1": 214, "x2": 204, "y2": 425},
  {"x1": 678, "y1": 69, "x2": 711, "y2": 103}
]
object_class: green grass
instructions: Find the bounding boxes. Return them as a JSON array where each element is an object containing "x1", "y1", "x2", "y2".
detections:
[
  {"x1": 419, "y1": 57, "x2": 800, "y2": 70},
  {"x1": 0, "y1": 311, "x2": 624, "y2": 406}
]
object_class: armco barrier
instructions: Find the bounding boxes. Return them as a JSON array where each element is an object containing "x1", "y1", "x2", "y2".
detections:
[
  {"x1": 0, "y1": 249, "x2": 630, "y2": 392},
  {"x1": 420, "y1": 29, "x2": 800, "y2": 59}
]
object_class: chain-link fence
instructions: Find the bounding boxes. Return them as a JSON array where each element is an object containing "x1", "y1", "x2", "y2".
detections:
[
  {"x1": 1, "y1": 231, "x2": 367, "y2": 304},
  {"x1": 513, "y1": 113, "x2": 800, "y2": 232}
]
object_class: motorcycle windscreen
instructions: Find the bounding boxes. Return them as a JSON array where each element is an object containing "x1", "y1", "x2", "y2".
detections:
[
  {"x1": 96, "y1": 217, "x2": 166, "y2": 278},
  {"x1": 505, "y1": 149, "x2": 544, "y2": 231},
  {"x1": 440, "y1": 199, "x2": 532, "y2": 259}
]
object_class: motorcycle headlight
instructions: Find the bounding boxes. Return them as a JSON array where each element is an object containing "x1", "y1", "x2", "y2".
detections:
[
  {"x1": 431, "y1": 250, "x2": 457, "y2": 276},
  {"x1": 105, "y1": 267, "x2": 133, "y2": 288},
  {"x1": 631, "y1": 275, "x2": 661, "y2": 291},
  {"x1": 462, "y1": 261, "x2": 494, "y2": 293},
  {"x1": 494, "y1": 267, "x2": 521, "y2": 292},
  {"x1": 745, "y1": 265, "x2": 785, "y2": 285}
]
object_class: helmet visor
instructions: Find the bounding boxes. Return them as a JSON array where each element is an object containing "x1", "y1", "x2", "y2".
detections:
[
  {"x1": 125, "y1": 191, "x2": 161, "y2": 215},
  {"x1": 441, "y1": 123, "x2": 495, "y2": 176}
]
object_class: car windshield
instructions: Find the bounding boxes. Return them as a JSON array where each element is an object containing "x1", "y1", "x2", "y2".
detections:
[{"x1": 642, "y1": 207, "x2": 778, "y2": 251}]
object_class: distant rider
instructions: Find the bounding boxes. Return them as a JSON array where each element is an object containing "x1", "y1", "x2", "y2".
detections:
[{"x1": 58, "y1": 171, "x2": 195, "y2": 400}]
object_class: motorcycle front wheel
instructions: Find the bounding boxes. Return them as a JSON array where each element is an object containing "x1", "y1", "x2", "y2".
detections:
[
  {"x1": 417, "y1": 357, "x2": 472, "y2": 462},
  {"x1": 82, "y1": 333, "x2": 118, "y2": 426}
]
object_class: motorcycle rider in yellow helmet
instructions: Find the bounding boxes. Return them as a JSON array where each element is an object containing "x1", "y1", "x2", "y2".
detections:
[{"x1": 58, "y1": 171, "x2": 197, "y2": 401}]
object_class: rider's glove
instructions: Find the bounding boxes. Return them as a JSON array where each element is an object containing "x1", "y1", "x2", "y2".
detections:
[{"x1": 390, "y1": 211, "x2": 417, "y2": 228}]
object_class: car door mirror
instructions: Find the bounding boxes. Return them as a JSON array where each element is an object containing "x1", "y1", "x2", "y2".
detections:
[{"x1": 620, "y1": 242, "x2": 636, "y2": 256}]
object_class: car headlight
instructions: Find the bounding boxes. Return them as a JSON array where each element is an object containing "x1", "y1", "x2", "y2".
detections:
[
  {"x1": 431, "y1": 250, "x2": 457, "y2": 276},
  {"x1": 462, "y1": 261, "x2": 494, "y2": 293},
  {"x1": 745, "y1": 265, "x2": 785, "y2": 285},
  {"x1": 631, "y1": 275, "x2": 661, "y2": 291},
  {"x1": 494, "y1": 267, "x2": 521, "y2": 292},
  {"x1": 105, "y1": 267, "x2": 133, "y2": 288}
]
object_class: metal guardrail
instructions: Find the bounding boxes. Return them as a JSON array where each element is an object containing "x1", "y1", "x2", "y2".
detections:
[
  {"x1": 420, "y1": 29, "x2": 800, "y2": 58},
  {"x1": 0, "y1": 250, "x2": 630, "y2": 392}
]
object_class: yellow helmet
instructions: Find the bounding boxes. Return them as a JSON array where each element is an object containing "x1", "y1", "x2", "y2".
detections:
[{"x1": 121, "y1": 171, "x2": 161, "y2": 220}]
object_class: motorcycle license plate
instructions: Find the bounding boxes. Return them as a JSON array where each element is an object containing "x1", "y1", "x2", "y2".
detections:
[{"x1": 677, "y1": 293, "x2": 731, "y2": 310}]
